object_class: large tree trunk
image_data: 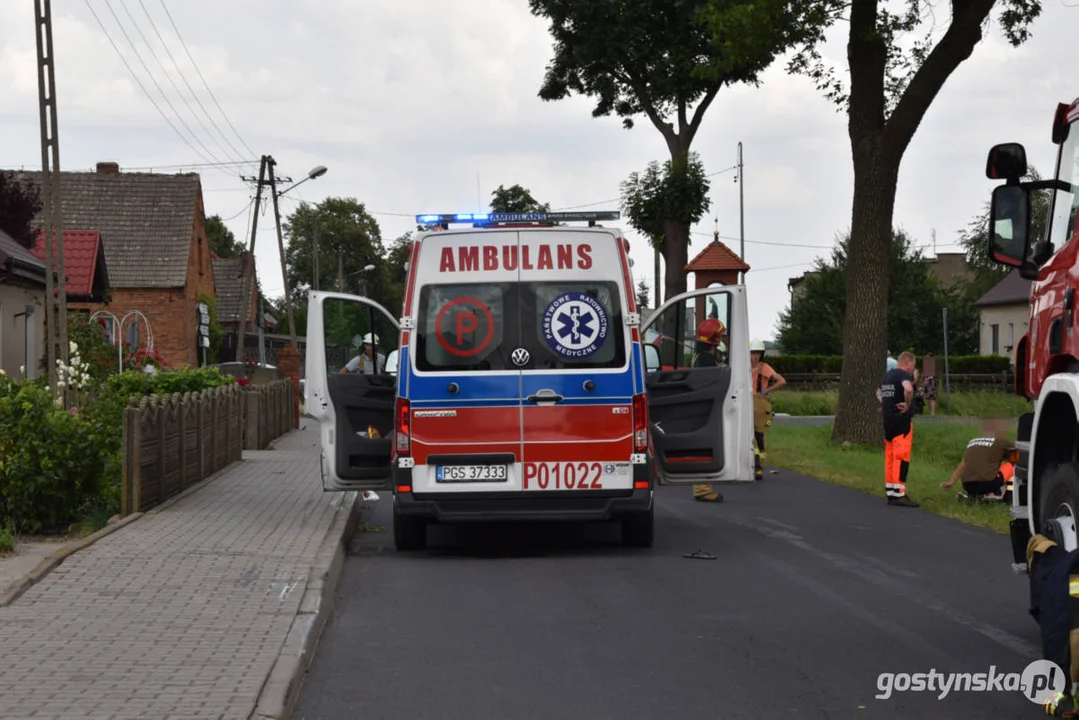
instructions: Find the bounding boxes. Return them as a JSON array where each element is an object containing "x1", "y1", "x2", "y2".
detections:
[
  {"x1": 662, "y1": 220, "x2": 690, "y2": 300},
  {"x1": 831, "y1": 145, "x2": 899, "y2": 446}
]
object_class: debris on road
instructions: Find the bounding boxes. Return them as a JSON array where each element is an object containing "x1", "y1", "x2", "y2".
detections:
[{"x1": 683, "y1": 549, "x2": 716, "y2": 560}]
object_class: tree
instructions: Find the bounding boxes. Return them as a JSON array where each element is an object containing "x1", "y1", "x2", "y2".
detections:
[
  {"x1": 283, "y1": 198, "x2": 387, "y2": 317},
  {"x1": 777, "y1": 229, "x2": 980, "y2": 356},
  {"x1": 529, "y1": 0, "x2": 835, "y2": 300},
  {"x1": 0, "y1": 170, "x2": 43, "y2": 247},
  {"x1": 490, "y1": 184, "x2": 550, "y2": 214},
  {"x1": 783, "y1": 0, "x2": 1043, "y2": 445},
  {"x1": 621, "y1": 153, "x2": 711, "y2": 259},
  {"x1": 635, "y1": 278, "x2": 652, "y2": 310},
  {"x1": 205, "y1": 214, "x2": 246, "y2": 259}
]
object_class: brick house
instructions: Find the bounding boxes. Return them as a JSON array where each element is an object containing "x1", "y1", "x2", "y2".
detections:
[
  {"x1": 19, "y1": 163, "x2": 215, "y2": 367},
  {"x1": 0, "y1": 229, "x2": 47, "y2": 378},
  {"x1": 211, "y1": 253, "x2": 277, "y2": 362}
]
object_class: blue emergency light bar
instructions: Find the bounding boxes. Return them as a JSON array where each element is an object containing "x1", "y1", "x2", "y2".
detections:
[{"x1": 416, "y1": 210, "x2": 620, "y2": 226}]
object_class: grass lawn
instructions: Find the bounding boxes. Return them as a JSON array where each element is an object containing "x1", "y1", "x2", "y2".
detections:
[
  {"x1": 766, "y1": 420, "x2": 1016, "y2": 533},
  {"x1": 769, "y1": 389, "x2": 1032, "y2": 419}
]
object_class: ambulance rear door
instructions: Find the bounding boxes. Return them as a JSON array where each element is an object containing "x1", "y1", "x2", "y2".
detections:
[
  {"x1": 516, "y1": 229, "x2": 640, "y2": 492},
  {"x1": 305, "y1": 291, "x2": 401, "y2": 492},
  {"x1": 404, "y1": 230, "x2": 525, "y2": 492},
  {"x1": 640, "y1": 286, "x2": 755, "y2": 484}
]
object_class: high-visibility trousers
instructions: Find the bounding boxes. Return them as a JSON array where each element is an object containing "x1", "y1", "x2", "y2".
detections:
[
  {"x1": 693, "y1": 483, "x2": 717, "y2": 498},
  {"x1": 883, "y1": 416, "x2": 913, "y2": 498}
]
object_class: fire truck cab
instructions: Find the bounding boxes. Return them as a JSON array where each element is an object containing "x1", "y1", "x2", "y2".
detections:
[
  {"x1": 303, "y1": 210, "x2": 755, "y2": 551},
  {"x1": 984, "y1": 97, "x2": 1079, "y2": 570}
]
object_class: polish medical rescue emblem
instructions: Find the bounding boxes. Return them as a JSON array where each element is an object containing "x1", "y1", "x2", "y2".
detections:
[{"x1": 543, "y1": 292, "x2": 609, "y2": 359}]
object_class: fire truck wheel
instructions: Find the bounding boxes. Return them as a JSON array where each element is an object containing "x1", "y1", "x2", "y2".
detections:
[
  {"x1": 621, "y1": 507, "x2": 654, "y2": 548},
  {"x1": 393, "y1": 509, "x2": 427, "y2": 551},
  {"x1": 1039, "y1": 462, "x2": 1079, "y2": 552}
]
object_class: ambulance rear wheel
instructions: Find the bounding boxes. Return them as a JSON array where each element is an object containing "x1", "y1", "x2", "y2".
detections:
[
  {"x1": 621, "y1": 508, "x2": 654, "y2": 548},
  {"x1": 393, "y1": 509, "x2": 427, "y2": 551}
]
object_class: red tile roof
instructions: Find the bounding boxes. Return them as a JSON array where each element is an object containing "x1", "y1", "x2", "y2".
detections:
[
  {"x1": 685, "y1": 239, "x2": 750, "y2": 272},
  {"x1": 31, "y1": 229, "x2": 104, "y2": 298}
]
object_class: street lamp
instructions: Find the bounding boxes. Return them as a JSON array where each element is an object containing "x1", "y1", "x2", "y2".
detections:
[
  {"x1": 277, "y1": 165, "x2": 328, "y2": 198},
  {"x1": 345, "y1": 264, "x2": 377, "y2": 295}
]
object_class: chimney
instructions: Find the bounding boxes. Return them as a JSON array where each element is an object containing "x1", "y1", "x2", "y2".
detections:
[{"x1": 96, "y1": 162, "x2": 120, "y2": 175}]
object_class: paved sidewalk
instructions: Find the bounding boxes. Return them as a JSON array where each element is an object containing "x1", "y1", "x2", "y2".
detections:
[{"x1": 0, "y1": 423, "x2": 356, "y2": 720}]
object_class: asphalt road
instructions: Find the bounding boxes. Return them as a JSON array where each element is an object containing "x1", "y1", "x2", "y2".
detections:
[{"x1": 294, "y1": 471, "x2": 1044, "y2": 720}]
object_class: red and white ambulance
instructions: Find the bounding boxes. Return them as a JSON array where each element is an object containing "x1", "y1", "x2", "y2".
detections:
[{"x1": 304, "y1": 210, "x2": 755, "y2": 550}]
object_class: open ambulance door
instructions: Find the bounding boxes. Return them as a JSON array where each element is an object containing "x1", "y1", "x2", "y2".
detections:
[
  {"x1": 639, "y1": 286, "x2": 755, "y2": 484},
  {"x1": 305, "y1": 291, "x2": 401, "y2": 492}
]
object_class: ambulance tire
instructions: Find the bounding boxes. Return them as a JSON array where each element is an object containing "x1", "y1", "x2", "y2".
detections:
[
  {"x1": 621, "y1": 507, "x2": 654, "y2": 548},
  {"x1": 393, "y1": 509, "x2": 427, "y2": 551}
]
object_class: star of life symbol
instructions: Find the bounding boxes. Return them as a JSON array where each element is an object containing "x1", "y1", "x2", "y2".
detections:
[{"x1": 543, "y1": 292, "x2": 609, "y2": 359}]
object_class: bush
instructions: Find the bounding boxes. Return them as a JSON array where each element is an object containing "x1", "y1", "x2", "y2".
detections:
[
  {"x1": 768, "y1": 388, "x2": 1032, "y2": 418},
  {"x1": 766, "y1": 354, "x2": 1012, "y2": 374},
  {"x1": 0, "y1": 376, "x2": 108, "y2": 532}
]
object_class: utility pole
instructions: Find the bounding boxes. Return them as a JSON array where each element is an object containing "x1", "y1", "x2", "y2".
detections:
[
  {"x1": 736, "y1": 141, "x2": 745, "y2": 284},
  {"x1": 312, "y1": 214, "x2": 320, "y2": 291},
  {"x1": 653, "y1": 248, "x2": 660, "y2": 307},
  {"x1": 237, "y1": 156, "x2": 267, "y2": 360},
  {"x1": 266, "y1": 158, "x2": 298, "y2": 350},
  {"x1": 34, "y1": 0, "x2": 68, "y2": 391},
  {"x1": 337, "y1": 250, "x2": 344, "y2": 292}
]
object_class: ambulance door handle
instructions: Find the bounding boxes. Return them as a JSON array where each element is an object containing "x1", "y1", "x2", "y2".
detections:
[{"x1": 527, "y1": 391, "x2": 564, "y2": 405}]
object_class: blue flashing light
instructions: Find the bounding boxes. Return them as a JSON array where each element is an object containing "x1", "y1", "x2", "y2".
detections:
[{"x1": 414, "y1": 210, "x2": 620, "y2": 225}]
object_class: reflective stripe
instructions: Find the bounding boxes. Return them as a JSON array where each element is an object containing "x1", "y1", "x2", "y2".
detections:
[{"x1": 1069, "y1": 575, "x2": 1079, "y2": 597}]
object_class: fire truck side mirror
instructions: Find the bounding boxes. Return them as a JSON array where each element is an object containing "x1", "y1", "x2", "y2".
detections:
[
  {"x1": 985, "y1": 143, "x2": 1027, "y2": 181},
  {"x1": 987, "y1": 185, "x2": 1031, "y2": 268}
]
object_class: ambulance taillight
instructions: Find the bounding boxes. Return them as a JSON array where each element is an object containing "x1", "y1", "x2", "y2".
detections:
[
  {"x1": 632, "y1": 393, "x2": 648, "y2": 452},
  {"x1": 396, "y1": 397, "x2": 411, "y2": 456}
]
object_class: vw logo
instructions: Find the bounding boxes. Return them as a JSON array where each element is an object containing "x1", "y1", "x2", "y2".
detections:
[{"x1": 511, "y1": 348, "x2": 530, "y2": 367}]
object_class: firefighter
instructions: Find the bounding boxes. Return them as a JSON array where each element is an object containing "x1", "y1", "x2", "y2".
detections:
[
  {"x1": 877, "y1": 351, "x2": 919, "y2": 507},
  {"x1": 693, "y1": 318, "x2": 726, "y2": 503},
  {"x1": 939, "y1": 418, "x2": 1015, "y2": 502},
  {"x1": 750, "y1": 338, "x2": 785, "y2": 480}
]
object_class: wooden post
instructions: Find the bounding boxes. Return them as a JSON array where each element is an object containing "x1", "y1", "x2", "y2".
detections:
[
  {"x1": 210, "y1": 391, "x2": 219, "y2": 473},
  {"x1": 156, "y1": 400, "x2": 166, "y2": 507},
  {"x1": 178, "y1": 393, "x2": 188, "y2": 490},
  {"x1": 121, "y1": 405, "x2": 133, "y2": 515},
  {"x1": 196, "y1": 390, "x2": 206, "y2": 482},
  {"x1": 132, "y1": 399, "x2": 144, "y2": 513}
]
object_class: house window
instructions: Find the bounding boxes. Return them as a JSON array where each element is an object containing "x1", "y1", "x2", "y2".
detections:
[
  {"x1": 991, "y1": 324, "x2": 999, "y2": 355},
  {"x1": 1008, "y1": 322, "x2": 1015, "y2": 352},
  {"x1": 24, "y1": 306, "x2": 36, "y2": 380}
]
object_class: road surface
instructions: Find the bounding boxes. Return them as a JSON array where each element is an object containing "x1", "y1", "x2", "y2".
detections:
[{"x1": 294, "y1": 469, "x2": 1043, "y2": 720}]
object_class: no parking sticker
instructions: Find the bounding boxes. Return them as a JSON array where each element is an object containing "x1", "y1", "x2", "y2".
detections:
[
  {"x1": 542, "y1": 292, "x2": 609, "y2": 359},
  {"x1": 435, "y1": 297, "x2": 495, "y2": 358}
]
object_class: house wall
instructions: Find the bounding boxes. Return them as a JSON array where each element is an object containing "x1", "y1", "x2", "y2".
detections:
[
  {"x1": 979, "y1": 303, "x2": 1030, "y2": 366},
  {"x1": 183, "y1": 193, "x2": 216, "y2": 365},
  {"x1": 0, "y1": 283, "x2": 45, "y2": 379}
]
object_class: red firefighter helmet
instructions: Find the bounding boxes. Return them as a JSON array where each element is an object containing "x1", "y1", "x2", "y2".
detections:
[{"x1": 696, "y1": 318, "x2": 726, "y2": 346}]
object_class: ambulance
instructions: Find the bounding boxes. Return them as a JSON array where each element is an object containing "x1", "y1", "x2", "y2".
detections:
[{"x1": 304, "y1": 210, "x2": 755, "y2": 551}]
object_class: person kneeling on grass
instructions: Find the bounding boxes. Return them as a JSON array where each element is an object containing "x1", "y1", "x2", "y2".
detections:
[{"x1": 940, "y1": 418, "x2": 1015, "y2": 502}]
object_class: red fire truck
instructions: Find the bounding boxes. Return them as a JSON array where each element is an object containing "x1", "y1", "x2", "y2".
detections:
[{"x1": 984, "y1": 96, "x2": 1079, "y2": 571}]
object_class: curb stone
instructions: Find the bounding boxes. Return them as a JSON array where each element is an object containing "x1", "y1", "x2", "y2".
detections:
[
  {"x1": 0, "y1": 446, "x2": 247, "y2": 608},
  {"x1": 251, "y1": 490, "x2": 361, "y2": 720},
  {"x1": 0, "y1": 512, "x2": 143, "y2": 607}
]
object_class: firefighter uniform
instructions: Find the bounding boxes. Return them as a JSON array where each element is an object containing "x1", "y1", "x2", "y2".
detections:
[
  {"x1": 1027, "y1": 535, "x2": 1079, "y2": 716},
  {"x1": 750, "y1": 338, "x2": 778, "y2": 481},
  {"x1": 880, "y1": 366, "x2": 918, "y2": 507}
]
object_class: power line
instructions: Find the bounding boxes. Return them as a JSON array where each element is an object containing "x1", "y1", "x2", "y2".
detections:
[
  {"x1": 159, "y1": 0, "x2": 257, "y2": 158},
  {"x1": 553, "y1": 165, "x2": 741, "y2": 211},
  {"x1": 136, "y1": 0, "x2": 253, "y2": 166},
  {"x1": 219, "y1": 197, "x2": 255, "y2": 221},
  {"x1": 691, "y1": 230, "x2": 832, "y2": 250},
  {"x1": 123, "y1": 159, "x2": 259, "y2": 170},
  {"x1": 84, "y1": 0, "x2": 221, "y2": 170}
]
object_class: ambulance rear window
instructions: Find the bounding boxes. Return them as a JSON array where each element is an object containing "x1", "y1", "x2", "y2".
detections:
[
  {"x1": 523, "y1": 281, "x2": 626, "y2": 370},
  {"x1": 416, "y1": 283, "x2": 512, "y2": 372}
]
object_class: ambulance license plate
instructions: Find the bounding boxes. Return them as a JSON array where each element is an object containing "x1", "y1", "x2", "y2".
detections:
[{"x1": 436, "y1": 465, "x2": 508, "y2": 482}]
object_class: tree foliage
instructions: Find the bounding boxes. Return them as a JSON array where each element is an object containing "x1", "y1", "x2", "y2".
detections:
[
  {"x1": 620, "y1": 153, "x2": 711, "y2": 255},
  {"x1": 490, "y1": 184, "x2": 550, "y2": 213},
  {"x1": 635, "y1": 279, "x2": 651, "y2": 310},
  {"x1": 777, "y1": 229, "x2": 980, "y2": 357},
  {"x1": 205, "y1": 214, "x2": 245, "y2": 259},
  {"x1": 529, "y1": 0, "x2": 831, "y2": 299},
  {"x1": 0, "y1": 170, "x2": 43, "y2": 248}
]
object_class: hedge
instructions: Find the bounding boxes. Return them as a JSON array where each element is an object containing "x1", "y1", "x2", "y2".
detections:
[{"x1": 765, "y1": 354, "x2": 1012, "y2": 374}]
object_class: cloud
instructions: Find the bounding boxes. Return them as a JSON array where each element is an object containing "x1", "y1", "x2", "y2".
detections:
[{"x1": 0, "y1": 0, "x2": 1076, "y2": 343}]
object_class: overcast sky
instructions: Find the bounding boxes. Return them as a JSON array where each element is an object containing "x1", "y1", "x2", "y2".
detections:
[{"x1": 1, "y1": 1, "x2": 1075, "y2": 340}]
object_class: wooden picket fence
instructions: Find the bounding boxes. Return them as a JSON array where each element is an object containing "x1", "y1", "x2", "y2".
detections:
[{"x1": 121, "y1": 379, "x2": 294, "y2": 515}]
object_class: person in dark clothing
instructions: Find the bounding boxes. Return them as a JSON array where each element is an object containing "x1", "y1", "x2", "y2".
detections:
[
  {"x1": 939, "y1": 418, "x2": 1015, "y2": 502},
  {"x1": 1027, "y1": 534, "x2": 1079, "y2": 715},
  {"x1": 877, "y1": 351, "x2": 919, "y2": 507}
]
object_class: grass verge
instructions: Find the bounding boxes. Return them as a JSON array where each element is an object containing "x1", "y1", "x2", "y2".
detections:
[
  {"x1": 769, "y1": 389, "x2": 1032, "y2": 418},
  {"x1": 766, "y1": 420, "x2": 1015, "y2": 533}
]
